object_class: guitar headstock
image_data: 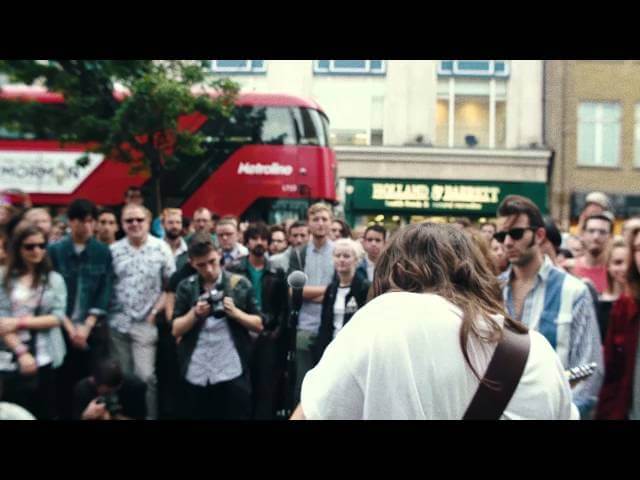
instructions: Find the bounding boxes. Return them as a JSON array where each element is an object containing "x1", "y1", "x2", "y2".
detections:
[{"x1": 565, "y1": 363, "x2": 597, "y2": 383}]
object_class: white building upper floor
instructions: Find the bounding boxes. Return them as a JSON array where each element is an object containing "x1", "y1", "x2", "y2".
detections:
[{"x1": 207, "y1": 60, "x2": 544, "y2": 151}]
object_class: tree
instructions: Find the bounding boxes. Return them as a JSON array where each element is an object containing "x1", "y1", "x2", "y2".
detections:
[{"x1": 0, "y1": 60, "x2": 240, "y2": 215}]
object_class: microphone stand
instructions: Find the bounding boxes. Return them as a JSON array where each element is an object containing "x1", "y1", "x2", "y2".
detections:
[{"x1": 277, "y1": 285, "x2": 303, "y2": 420}]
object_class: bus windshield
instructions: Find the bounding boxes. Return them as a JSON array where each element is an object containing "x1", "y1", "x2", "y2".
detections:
[{"x1": 200, "y1": 105, "x2": 329, "y2": 147}]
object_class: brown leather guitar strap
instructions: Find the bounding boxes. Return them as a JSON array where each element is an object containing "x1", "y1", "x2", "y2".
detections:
[{"x1": 463, "y1": 327, "x2": 531, "y2": 420}]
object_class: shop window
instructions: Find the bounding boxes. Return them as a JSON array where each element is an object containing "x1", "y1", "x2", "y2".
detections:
[{"x1": 577, "y1": 102, "x2": 620, "y2": 167}]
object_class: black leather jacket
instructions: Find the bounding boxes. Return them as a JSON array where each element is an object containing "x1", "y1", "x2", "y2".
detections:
[{"x1": 314, "y1": 270, "x2": 371, "y2": 364}]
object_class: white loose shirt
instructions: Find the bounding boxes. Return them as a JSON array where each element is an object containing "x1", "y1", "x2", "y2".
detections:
[
  {"x1": 109, "y1": 235, "x2": 176, "y2": 334},
  {"x1": 301, "y1": 291, "x2": 578, "y2": 420}
]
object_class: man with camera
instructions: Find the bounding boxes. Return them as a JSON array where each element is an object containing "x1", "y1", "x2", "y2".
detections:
[
  {"x1": 72, "y1": 358, "x2": 147, "y2": 420},
  {"x1": 172, "y1": 233, "x2": 263, "y2": 420}
]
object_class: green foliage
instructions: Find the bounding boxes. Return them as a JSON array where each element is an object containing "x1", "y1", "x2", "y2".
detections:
[{"x1": 0, "y1": 60, "x2": 240, "y2": 212}]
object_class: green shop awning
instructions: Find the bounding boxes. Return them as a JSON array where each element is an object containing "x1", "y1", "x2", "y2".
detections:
[{"x1": 346, "y1": 178, "x2": 548, "y2": 216}]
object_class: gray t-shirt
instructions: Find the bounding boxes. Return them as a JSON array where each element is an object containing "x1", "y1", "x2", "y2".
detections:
[{"x1": 298, "y1": 239, "x2": 335, "y2": 333}]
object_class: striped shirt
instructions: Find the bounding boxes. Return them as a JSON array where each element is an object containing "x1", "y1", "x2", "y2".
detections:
[{"x1": 499, "y1": 255, "x2": 604, "y2": 418}]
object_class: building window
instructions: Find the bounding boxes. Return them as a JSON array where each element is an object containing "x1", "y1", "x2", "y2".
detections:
[
  {"x1": 330, "y1": 129, "x2": 370, "y2": 146},
  {"x1": 314, "y1": 60, "x2": 386, "y2": 75},
  {"x1": 438, "y1": 60, "x2": 509, "y2": 77},
  {"x1": 210, "y1": 60, "x2": 266, "y2": 73},
  {"x1": 370, "y1": 129, "x2": 383, "y2": 145},
  {"x1": 577, "y1": 102, "x2": 621, "y2": 167},
  {"x1": 435, "y1": 77, "x2": 507, "y2": 148},
  {"x1": 635, "y1": 104, "x2": 640, "y2": 167},
  {"x1": 454, "y1": 96, "x2": 490, "y2": 147},
  {"x1": 370, "y1": 96, "x2": 384, "y2": 145}
]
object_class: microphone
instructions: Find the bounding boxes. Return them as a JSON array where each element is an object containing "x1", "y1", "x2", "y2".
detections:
[
  {"x1": 287, "y1": 270, "x2": 307, "y2": 313},
  {"x1": 279, "y1": 270, "x2": 308, "y2": 419}
]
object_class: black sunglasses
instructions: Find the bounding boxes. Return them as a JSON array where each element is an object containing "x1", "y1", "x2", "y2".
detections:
[
  {"x1": 124, "y1": 217, "x2": 146, "y2": 224},
  {"x1": 22, "y1": 242, "x2": 47, "y2": 251},
  {"x1": 493, "y1": 227, "x2": 537, "y2": 243}
]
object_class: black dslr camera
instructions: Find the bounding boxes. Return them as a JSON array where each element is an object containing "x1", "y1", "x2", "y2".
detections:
[
  {"x1": 96, "y1": 393, "x2": 123, "y2": 417},
  {"x1": 198, "y1": 288, "x2": 226, "y2": 318}
]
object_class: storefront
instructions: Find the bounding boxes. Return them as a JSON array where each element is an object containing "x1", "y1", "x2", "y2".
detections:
[
  {"x1": 571, "y1": 191, "x2": 640, "y2": 234},
  {"x1": 344, "y1": 178, "x2": 548, "y2": 231}
]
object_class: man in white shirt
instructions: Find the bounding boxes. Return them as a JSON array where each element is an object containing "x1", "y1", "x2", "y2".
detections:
[{"x1": 109, "y1": 204, "x2": 176, "y2": 419}]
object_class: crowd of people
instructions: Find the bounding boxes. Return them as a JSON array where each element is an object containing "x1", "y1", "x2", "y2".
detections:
[
  {"x1": 0, "y1": 187, "x2": 386, "y2": 420},
  {"x1": 1, "y1": 185, "x2": 640, "y2": 420}
]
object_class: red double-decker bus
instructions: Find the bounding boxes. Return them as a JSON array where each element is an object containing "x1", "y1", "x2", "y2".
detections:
[{"x1": 0, "y1": 85, "x2": 337, "y2": 223}]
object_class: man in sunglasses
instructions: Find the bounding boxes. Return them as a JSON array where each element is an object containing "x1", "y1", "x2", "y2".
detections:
[
  {"x1": 108, "y1": 204, "x2": 176, "y2": 420},
  {"x1": 496, "y1": 195, "x2": 603, "y2": 419}
]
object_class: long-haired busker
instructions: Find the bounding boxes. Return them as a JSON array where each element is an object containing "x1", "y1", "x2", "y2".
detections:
[
  {"x1": 291, "y1": 223, "x2": 576, "y2": 420},
  {"x1": 597, "y1": 227, "x2": 640, "y2": 419},
  {"x1": 0, "y1": 224, "x2": 67, "y2": 419}
]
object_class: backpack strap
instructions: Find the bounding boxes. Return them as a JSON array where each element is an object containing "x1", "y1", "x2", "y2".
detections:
[
  {"x1": 223, "y1": 273, "x2": 243, "y2": 298},
  {"x1": 463, "y1": 326, "x2": 531, "y2": 420},
  {"x1": 229, "y1": 274, "x2": 242, "y2": 291}
]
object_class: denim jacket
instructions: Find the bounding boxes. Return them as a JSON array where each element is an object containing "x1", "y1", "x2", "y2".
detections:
[
  {"x1": 0, "y1": 269, "x2": 68, "y2": 368},
  {"x1": 48, "y1": 236, "x2": 113, "y2": 323}
]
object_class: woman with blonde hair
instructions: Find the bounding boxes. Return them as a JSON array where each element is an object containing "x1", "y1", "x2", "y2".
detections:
[
  {"x1": 314, "y1": 238, "x2": 370, "y2": 363},
  {"x1": 293, "y1": 222, "x2": 575, "y2": 420}
]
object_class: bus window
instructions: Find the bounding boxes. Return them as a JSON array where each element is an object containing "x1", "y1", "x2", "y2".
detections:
[
  {"x1": 292, "y1": 107, "x2": 328, "y2": 147},
  {"x1": 258, "y1": 107, "x2": 296, "y2": 145},
  {"x1": 0, "y1": 103, "x2": 67, "y2": 140},
  {"x1": 319, "y1": 112, "x2": 330, "y2": 147},
  {"x1": 200, "y1": 106, "x2": 296, "y2": 146}
]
